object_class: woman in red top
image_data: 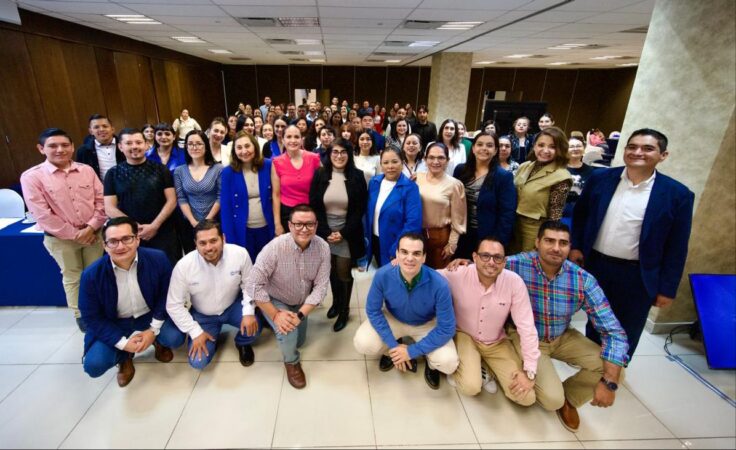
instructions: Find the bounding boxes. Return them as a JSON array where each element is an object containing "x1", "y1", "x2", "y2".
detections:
[{"x1": 271, "y1": 125, "x2": 321, "y2": 235}]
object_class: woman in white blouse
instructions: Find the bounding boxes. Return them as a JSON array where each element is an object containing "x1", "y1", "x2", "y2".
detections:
[{"x1": 354, "y1": 131, "x2": 381, "y2": 186}]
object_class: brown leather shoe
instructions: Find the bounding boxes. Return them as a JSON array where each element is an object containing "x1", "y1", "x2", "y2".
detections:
[
  {"x1": 284, "y1": 362, "x2": 306, "y2": 389},
  {"x1": 556, "y1": 399, "x2": 580, "y2": 432},
  {"x1": 154, "y1": 341, "x2": 174, "y2": 363},
  {"x1": 117, "y1": 357, "x2": 135, "y2": 387}
]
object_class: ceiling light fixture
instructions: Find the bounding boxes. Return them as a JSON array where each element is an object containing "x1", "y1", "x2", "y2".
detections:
[
  {"x1": 505, "y1": 54, "x2": 532, "y2": 59},
  {"x1": 105, "y1": 14, "x2": 161, "y2": 25},
  {"x1": 590, "y1": 55, "x2": 623, "y2": 60},
  {"x1": 438, "y1": 21, "x2": 482, "y2": 30},
  {"x1": 476, "y1": 61, "x2": 496, "y2": 64},
  {"x1": 617, "y1": 63, "x2": 639, "y2": 67},
  {"x1": 295, "y1": 39, "x2": 322, "y2": 45},
  {"x1": 278, "y1": 17, "x2": 320, "y2": 27},
  {"x1": 309, "y1": 59, "x2": 325, "y2": 62},
  {"x1": 208, "y1": 49, "x2": 232, "y2": 54},
  {"x1": 385, "y1": 59, "x2": 401, "y2": 63},
  {"x1": 172, "y1": 36, "x2": 206, "y2": 43},
  {"x1": 303, "y1": 50, "x2": 323, "y2": 56},
  {"x1": 408, "y1": 41, "x2": 439, "y2": 47},
  {"x1": 547, "y1": 62, "x2": 570, "y2": 66}
]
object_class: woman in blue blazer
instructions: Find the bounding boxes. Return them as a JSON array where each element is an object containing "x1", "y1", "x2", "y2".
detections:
[
  {"x1": 453, "y1": 131, "x2": 517, "y2": 257},
  {"x1": 366, "y1": 147, "x2": 423, "y2": 267},
  {"x1": 220, "y1": 132, "x2": 274, "y2": 261}
]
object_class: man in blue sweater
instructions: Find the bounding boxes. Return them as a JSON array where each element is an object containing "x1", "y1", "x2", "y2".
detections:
[{"x1": 354, "y1": 232, "x2": 458, "y2": 389}]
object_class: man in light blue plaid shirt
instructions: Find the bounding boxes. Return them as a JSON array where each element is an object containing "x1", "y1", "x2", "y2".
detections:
[{"x1": 505, "y1": 220, "x2": 628, "y2": 433}]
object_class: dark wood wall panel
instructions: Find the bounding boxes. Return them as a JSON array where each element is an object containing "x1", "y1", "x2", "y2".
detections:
[
  {"x1": 355, "y1": 67, "x2": 388, "y2": 107},
  {"x1": 61, "y1": 41, "x2": 107, "y2": 139},
  {"x1": 322, "y1": 66, "x2": 354, "y2": 104},
  {"x1": 93, "y1": 48, "x2": 125, "y2": 130},
  {"x1": 255, "y1": 65, "x2": 290, "y2": 106},
  {"x1": 223, "y1": 65, "x2": 259, "y2": 114},
  {"x1": 567, "y1": 70, "x2": 605, "y2": 134},
  {"x1": 540, "y1": 69, "x2": 577, "y2": 132},
  {"x1": 597, "y1": 68, "x2": 637, "y2": 134},
  {"x1": 194, "y1": 66, "x2": 227, "y2": 121},
  {"x1": 114, "y1": 52, "x2": 149, "y2": 128},
  {"x1": 417, "y1": 67, "x2": 431, "y2": 108},
  {"x1": 465, "y1": 68, "x2": 484, "y2": 128},
  {"x1": 151, "y1": 59, "x2": 172, "y2": 125},
  {"x1": 512, "y1": 69, "x2": 546, "y2": 102},
  {"x1": 290, "y1": 65, "x2": 322, "y2": 91},
  {"x1": 386, "y1": 67, "x2": 420, "y2": 109},
  {"x1": 482, "y1": 68, "x2": 517, "y2": 93}
]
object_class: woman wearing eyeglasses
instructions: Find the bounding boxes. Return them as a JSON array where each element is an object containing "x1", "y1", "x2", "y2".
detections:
[
  {"x1": 220, "y1": 132, "x2": 274, "y2": 261},
  {"x1": 511, "y1": 126, "x2": 572, "y2": 253},
  {"x1": 272, "y1": 125, "x2": 321, "y2": 236},
  {"x1": 366, "y1": 147, "x2": 422, "y2": 267},
  {"x1": 264, "y1": 118, "x2": 287, "y2": 158},
  {"x1": 174, "y1": 130, "x2": 223, "y2": 253},
  {"x1": 309, "y1": 139, "x2": 367, "y2": 332},
  {"x1": 453, "y1": 132, "x2": 517, "y2": 259},
  {"x1": 416, "y1": 142, "x2": 466, "y2": 269}
]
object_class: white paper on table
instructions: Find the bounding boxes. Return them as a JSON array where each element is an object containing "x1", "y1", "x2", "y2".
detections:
[
  {"x1": 21, "y1": 224, "x2": 44, "y2": 234},
  {"x1": 0, "y1": 217, "x2": 23, "y2": 231}
]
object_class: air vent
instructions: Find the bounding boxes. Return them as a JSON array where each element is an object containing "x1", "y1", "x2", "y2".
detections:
[
  {"x1": 403, "y1": 20, "x2": 445, "y2": 29},
  {"x1": 289, "y1": 58, "x2": 309, "y2": 61},
  {"x1": 278, "y1": 17, "x2": 320, "y2": 27},
  {"x1": 229, "y1": 57, "x2": 252, "y2": 61},
  {"x1": 621, "y1": 26, "x2": 648, "y2": 33},
  {"x1": 280, "y1": 51, "x2": 303, "y2": 55},
  {"x1": 372, "y1": 51, "x2": 417, "y2": 57},
  {"x1": 237, "y1": 17, "x2": 277, "y2": 27},
  {"x1": 266, "y1": 38, "x2": 296, "y2": 45}
]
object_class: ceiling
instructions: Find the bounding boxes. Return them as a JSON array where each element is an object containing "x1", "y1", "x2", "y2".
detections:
[{"x1": 14, "y1": 0, "x2": 655, "y2": 68}]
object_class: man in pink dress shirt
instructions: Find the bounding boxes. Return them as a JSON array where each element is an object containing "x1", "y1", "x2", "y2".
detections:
[
  {"x1": 21, "y1": 128, "x2": 107, "y2": 331},
  {"x1": 440, "y1": 237, "x2": 539, "y2": 406}
]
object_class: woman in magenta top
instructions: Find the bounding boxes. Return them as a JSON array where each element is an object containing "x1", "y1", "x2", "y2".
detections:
[{"x1": 271, "y1": 124, "x2": 321, "y2": 235}]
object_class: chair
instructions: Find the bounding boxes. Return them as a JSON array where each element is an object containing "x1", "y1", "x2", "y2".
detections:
[{"x1": 0, "y1": 189, "x2": 26, "y2": 218}]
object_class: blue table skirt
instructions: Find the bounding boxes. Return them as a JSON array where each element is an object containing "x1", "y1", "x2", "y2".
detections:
[{"x1": 0, "y1": 220, "x2": 66, "y2": 306}]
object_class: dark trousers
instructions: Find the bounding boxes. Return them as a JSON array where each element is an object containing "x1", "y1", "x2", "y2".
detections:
[
  {"x1": 330, "y1": 254, "x2": 353, "y2": 315},
  {"x1": 585, "y1": 251, "x2": 653, "y2": 360},
  {"x1": 140, "y1": 225, "x2": 181, "y2": 265},
  {"x1": 280, "y1": 203, "x2": 294, "y2": 229},
  {"x1": 245, "y1": 226, "x2": 273, "y2": 262},
  {"x1": 455, "y1": 227, "x2": 478, "y2": 260}
]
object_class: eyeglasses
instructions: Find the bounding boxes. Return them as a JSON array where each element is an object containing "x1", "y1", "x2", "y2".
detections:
[
  {"x1": 104, "y1": 235, "x2": 137, "y2": 248},
  {"x1": 426, "y1": 156, "x2": 447, "y2": 162},
  {"x1": 476, "y1": 252, "x2": 504, "y2": 264},
  {"x1": 187, "y1": 142, "x2": 205, "y2": 148},
  {"x1": 331, "y1": 150, "x2": 348, "y2": 157},
  {"x1": 289, "y1": 221, "x2": 317, "y2": 230}
]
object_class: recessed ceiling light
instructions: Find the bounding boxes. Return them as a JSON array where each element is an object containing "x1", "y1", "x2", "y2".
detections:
[
  {"x1": 617, "y1": 63, "x2": 639, "y2": 67},
  {"x1": 385, "y1": 59, "x2": 401, "y2": 63},
  {"x1": 105, "y1": 14, "x2": 160, "y2": 25},
  {"x1": 278, "y1": 17, "x2": 320, "y2": 27},
  {"x1": 303, "y1": 50, "x2": 323, "y2": 56},
  {"x1": 438, "y1": 21, "x2": 482, "y2": 30},
  {"x1": 172, "y1": 36, "x2": 206, "y2": 43},
  {"x1": 127, "y1": 21, "x2": 162, "y2": 25},
  {"x1": 208, "y1": 49, "x2": 232, "y2": 54},
  {"x1": 505, "y1": 54, "x2": 532, "y2": 59},
  {"x1": 309, "y1": 59, "x2": 325, "y2": 62},
  {"x1": 295, "y1": 39, "x2": 322, "y2": 45},
  {"x1": 590, "y1": 55, "x2": 623, "y2": 60},
  {"x1": 476, "y1": 61, "x2": 496, "y2": 64},
  {"x1": 408, "y1": 41, "x2": 439, "y2": 47},
  {"x1": 547, "y1": 62, "x2": 570, "y2": 66}
]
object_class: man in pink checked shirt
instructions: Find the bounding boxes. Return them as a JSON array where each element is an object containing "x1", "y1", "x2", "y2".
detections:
[
  {"x1": 21, "y1": 128, "x2": 106, "y2": 332},
  {"x1": 440, "y1": 236, "x2": 539, "y2": 406}
]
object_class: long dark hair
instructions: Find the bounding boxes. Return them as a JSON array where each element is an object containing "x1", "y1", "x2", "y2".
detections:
[
  {"x1": 400, "y1": 133, "x2": 424, "y2": 164},
  {"x1": 390, "y1": 118, "x2": 411, "y2": 142},
  {"x1": 184, "y1": 130, "x2": 215, "y2": 165},
  {"x1": 356, "y1": 131, "x2": 377, "y2": 156},
  {"x1": 438, "y1": 118, "x2": 460, "y2": 148},
  {"x1": 458, "y1": 131, "x2": 500, "y2": 190},
  {"x1": 322, "y1": 138, "x2": 357, "y2": 177}
]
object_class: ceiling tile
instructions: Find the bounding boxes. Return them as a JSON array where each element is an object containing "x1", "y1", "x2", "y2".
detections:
[
  {"x1": 319, "y1": 7, "x2": 412, "y2": 19},
  {"x1": 420, "y1": 0, "x2": 527, "y2": 9},
  {"x1": 319, "y1": 0, "x2": 421, "y2": 7},
  {"x1": 21, "y1": 1, "x2": 133, "y2": 15},
  {"x1": 218, "y1": 5, "x2": 318, "y2": 17},
  {"x1": 407, "y1": 8, "x2": 506, "y2": 21},
  {"x1": 126, "y1": 5, "x2": 230, "y2": 17}
]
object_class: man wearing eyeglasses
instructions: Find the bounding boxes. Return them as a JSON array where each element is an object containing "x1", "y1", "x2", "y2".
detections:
[
  {"x1": 78, "y1": 217, "x2": 178, "y2": 387},
  {"x1": 245, "y1": 204, "x2": 330, "y2": 389},
  {"x1": 570, "y1": 128, "x2": 693, "y2": 363},
  {"x1": 354, "y1": 232, "x2": 458, "y2": 390},
  {"x1": 21, "y1": 128, "x2": 107, "y2": 332},
  {"x1": 439, "y1": 237, "x2": 539, "y2": 407}
]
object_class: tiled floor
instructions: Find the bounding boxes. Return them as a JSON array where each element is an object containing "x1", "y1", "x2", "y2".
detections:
[{"x1": 0, "y1": 270, "x2": 734, "y2": 449}]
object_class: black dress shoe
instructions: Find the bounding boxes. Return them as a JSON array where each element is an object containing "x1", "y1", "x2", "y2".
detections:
[
  {"x1": 407, "y1": 358, "x2": 418, "y2": 373},
  {"x1": 237, "y1": 344, "x2": 254, "y2": 367},
  {"x1": 75, "y1": 317, "x2": 87, "y2": 333},
  {"x1": 326, "y1": 304, "x2": 339, "y2": 319},
  {"x1": 379, "y1": 354, "x2": 393, "y2": 372},
  {"x1": 424, "y1": 364, "x2": 440, "y2": 390},
  {"x1": 333, "y1": 310, "x2": 349, "y2": 332}
]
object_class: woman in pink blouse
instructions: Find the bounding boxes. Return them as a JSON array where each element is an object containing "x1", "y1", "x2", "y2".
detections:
[{"x1": 271, "y1": 125, "x2": 321, "y2": 235}]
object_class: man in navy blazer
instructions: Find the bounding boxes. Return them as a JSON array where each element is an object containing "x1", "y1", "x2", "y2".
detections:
[
  {"x1": 571, "y1": 128, "x2": 694, "y2": 358},
  {"x1": 79, "y1": 217, "x2": 179, "y2": 387}
]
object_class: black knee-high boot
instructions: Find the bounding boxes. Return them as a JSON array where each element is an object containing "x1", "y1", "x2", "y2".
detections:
[
  {"x1": 327, "y1": 272, "x2": 342, "y2": 319},
  {"x1": 333, "y1": 279, "x2": 353, "y2": 332}
]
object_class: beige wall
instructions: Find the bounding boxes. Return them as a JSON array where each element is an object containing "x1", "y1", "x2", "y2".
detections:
[
  {"x1": 427, "y1": 52, "x2": 473, "y2": 126},
  {"x1": 616, "y1": 0, "x2": 736, "y2": 331}
]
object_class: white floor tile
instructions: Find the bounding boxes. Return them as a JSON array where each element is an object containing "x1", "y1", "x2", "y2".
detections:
[
  {"x1": 581, "y1": 439, "x2": 683, "y2": 449},
  {"x1": 481, "y1": 442, "x2": 584, "y2": 449},
  {"x1": 368, "y1": 360, "x2": 477, "y2": 446},
  {"x1": 379, "y1": 445, "x2": 481, "y2": 449},
  {"x1": 624, "y1": 355, "x2": 736, "y2": 438},
  {"x1": 299, "y1": 308, "x2": 365, "y2": 361},
  {"x1": 0, "y1": 365, "x2": 37, "y2": 402},
  {"x1": 575, "y1": 385, "x2": 675, "y2": 441},
  {"x1": 677, "y1": 354, "x2": 736, "y2": 400},
  {"x1": 0, "y1": 307, "x2": 35, "y2": 334},
  {"x1": 459, "y1": 386, "x2": 576, "y2": 443},
  {"x1": 681, "y1": 438, "x2": 736, "y2": 449},
  {"x1": 167, "y1": 362, "x2": 283, "y2": 449},
  {"x1": 60, "y1": 363, "x2": 199, "y2": 449},
  {"x1": 642, "y1": 333, "x2": 704, "y2": 356},
  {"x1": 633, "y1": 332, "x2": 668, "y2": 356},
  {"x1": 0, "y1": 309, "x2": 79, "y2": 364},
  {"x1": 44, "y1": 330, "x2": 85, "y2": 364},
  {"x1": 202, "y1": 326, "x2": 284, "y2": 364},
  {"x1": 272, "y1": 360, "x2": 375, "y2": 447},
  {"x1": 0, "y1": 364, "x2": 112, "y2": 449}
]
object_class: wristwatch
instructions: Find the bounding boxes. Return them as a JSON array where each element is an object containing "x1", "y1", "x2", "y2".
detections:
[
  {"x1": 599, "y1": 377, "x2": 618, "y2": 391},
  {"x1": 526, "y1": 370, "x2": 536, "y2": 381},
  {"x1": 296, "y1": 311, "x2": 306, "y2": 321}
]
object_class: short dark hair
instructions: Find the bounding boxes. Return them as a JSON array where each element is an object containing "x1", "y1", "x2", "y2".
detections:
[
  {"x1": 360, "y1": 111, "x2": 374, "y2": 120},
  {"x1": 117, "y1": 127, "x2": 143, "y2": 142},
  {"x1": 194, "y1": 219, "x2": 222, "y2": 239},
  {"x1": 103, "y1": 216, "x2": 138, "y2": 239},
  {"x1": 88, "y1": 114, "x2": 110, "y2": 124},
  {"x1": 417, "y1": 105, "x2": 428, "y2": 113},
  {"x1": 537, "y1": 220, "x2": 570, "y2": 239},
  {"x1": 289, "y1": 203, "x2": 316, "y2": 221},
  {"x1": 627, "y1": 128, "x2": 668, "y2": 152},
  {"x1": 476, "y1": 236, "x2": 505, "y2": 255},
  {"x1": 38, "y1": 128, "x2": 72, "y2": 146},
  {"x1": 397, "y1": 232, "x2": 426, "y2": 254}
]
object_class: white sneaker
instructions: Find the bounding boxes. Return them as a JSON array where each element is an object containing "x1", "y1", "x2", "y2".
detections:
[
  {"x1": 446, "y1": 373, "x2": 457, "y2": 388},
  {"x1": 481, "y1": 366, "x2": 498, "y2": 394}
]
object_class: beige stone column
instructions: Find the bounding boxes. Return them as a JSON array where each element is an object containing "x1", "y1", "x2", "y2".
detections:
[
  {"x1": 427, "y1": 52, "x2": 473, "y2": 125},
  {"x1": 616, "y1": 0, "x2": 735, "y2": 332}
]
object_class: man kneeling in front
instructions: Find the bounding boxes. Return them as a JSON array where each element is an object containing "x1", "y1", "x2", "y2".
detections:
[{"x1": 353, "y1": 232, "x2": 458, "y2": 389}]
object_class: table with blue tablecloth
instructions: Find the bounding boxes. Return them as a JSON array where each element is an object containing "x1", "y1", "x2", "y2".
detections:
[{"x1": 0, "y1": 219, "x2": 66, "y2": 306}]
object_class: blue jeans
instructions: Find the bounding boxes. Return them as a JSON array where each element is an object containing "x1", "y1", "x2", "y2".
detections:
[
  {"x1": 83, "y1": 315, "x2": 180, "y2": 378},
  {"x1": 157, "y1": 301, "x2": 264, "y2": 370},
  {"x1": 262, "y1": 298, "x2": 308, "y2": 364}
]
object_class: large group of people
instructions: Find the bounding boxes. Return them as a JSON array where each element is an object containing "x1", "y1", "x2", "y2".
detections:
[{"x1": 19, "y1": 95, "x2": 694, "y2": 434}]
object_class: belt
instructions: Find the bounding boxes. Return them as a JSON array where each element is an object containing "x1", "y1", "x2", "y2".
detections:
[{"x1": 592, "y1": 250, "x2": 639, "y2": 266}]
